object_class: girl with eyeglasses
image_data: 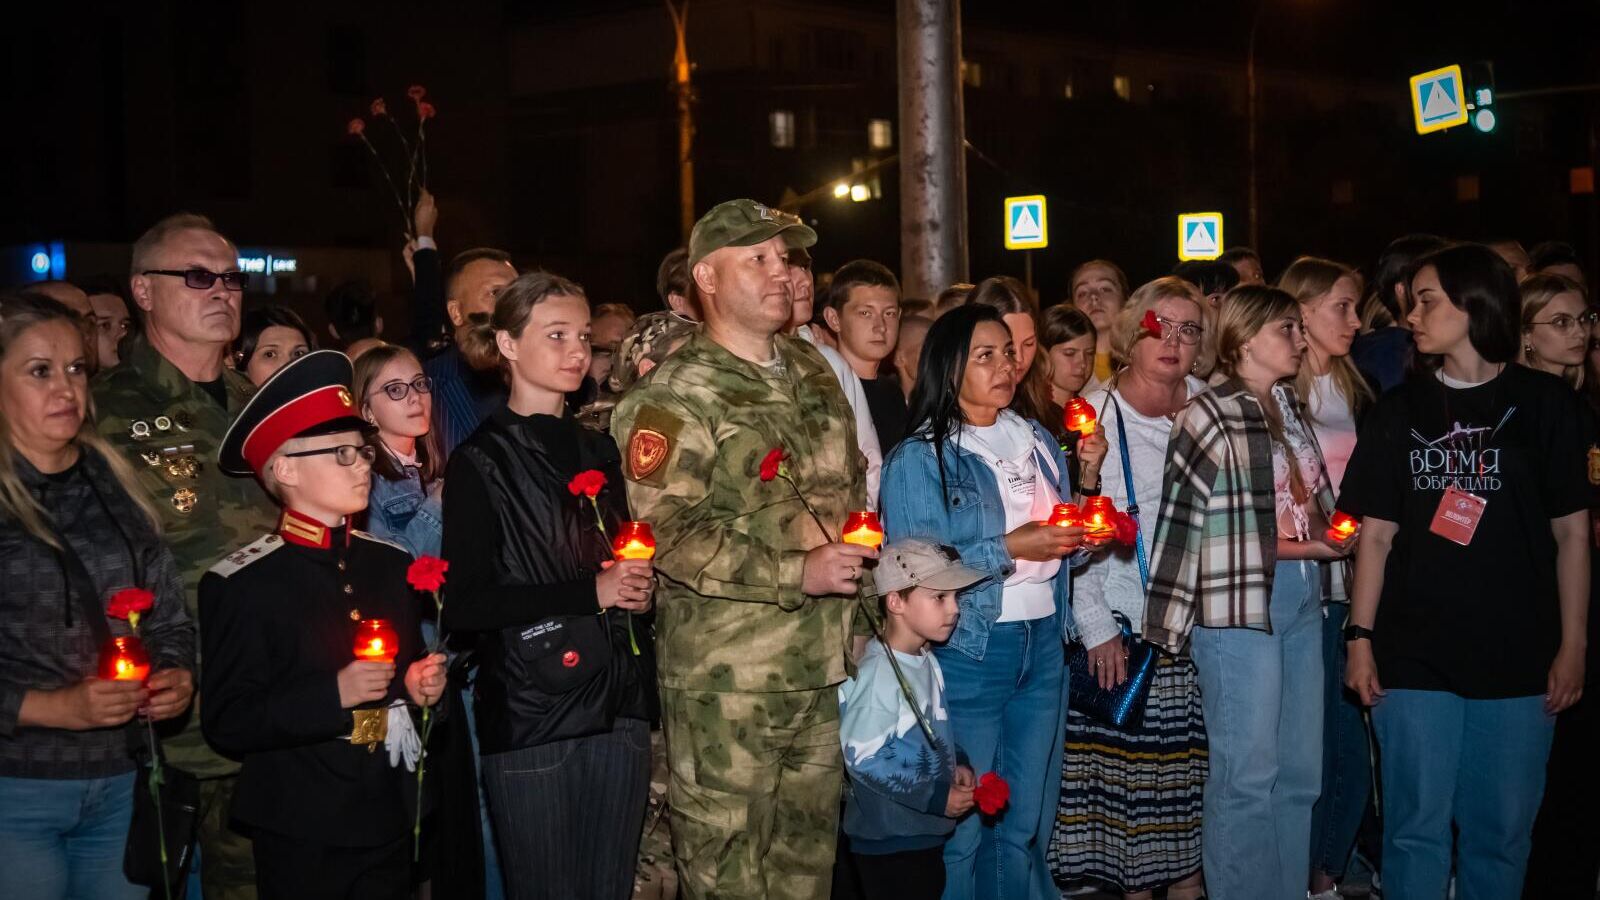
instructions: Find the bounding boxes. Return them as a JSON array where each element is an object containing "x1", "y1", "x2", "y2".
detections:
[{"x1": 352, "y1": 344, "x2": 443, "y2": 559}]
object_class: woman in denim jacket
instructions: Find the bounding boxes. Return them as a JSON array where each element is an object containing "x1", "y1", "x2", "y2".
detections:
[
  {"x1": 354, "y1": 344, "x2": 444, "y2": 559},
  {"x1": 881, "y1": 304, "x2": 1093, "y2": 900}
]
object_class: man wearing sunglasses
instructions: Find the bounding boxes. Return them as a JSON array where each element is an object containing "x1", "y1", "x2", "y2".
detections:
[{"x1": 93, "y1": 212, "x2": 279, "y2": 899}]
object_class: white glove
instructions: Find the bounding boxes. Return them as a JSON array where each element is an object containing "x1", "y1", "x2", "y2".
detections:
[{"x1": 385, "y1": 700, "x2": 421, "y2": 771}]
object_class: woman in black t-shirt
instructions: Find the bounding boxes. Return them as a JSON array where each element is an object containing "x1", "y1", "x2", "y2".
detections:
[{"x1": 1339, "y1": 244, "x2": 1589, "y2": 900}]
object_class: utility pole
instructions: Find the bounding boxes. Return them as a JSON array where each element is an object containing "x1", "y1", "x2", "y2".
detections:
[
  {"x1": 666, "y1": 1, "x2": 694, "y2": 243},
  {"x1": 1246, "y1": 4, "x2": 1261, "y2": 251},
  {"x1": 897, "y1": 0, "x2": 968, "y2": 300}
]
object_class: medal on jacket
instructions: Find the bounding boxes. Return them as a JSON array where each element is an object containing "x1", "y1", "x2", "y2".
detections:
[
  {"x1": 349, "y1": 708, "x2": 388, "y2": 751},
  {"x1": 171, "y1": 488, "x2": 198, "y2": 514}
]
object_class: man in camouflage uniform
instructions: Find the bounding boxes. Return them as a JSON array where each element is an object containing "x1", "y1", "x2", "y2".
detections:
[
  {"x1": 612, "y1": 199, "x2": 875, "y2": 900},
  {"x1": 93, "y1": 213, "x2": 278, "y2": 898}
]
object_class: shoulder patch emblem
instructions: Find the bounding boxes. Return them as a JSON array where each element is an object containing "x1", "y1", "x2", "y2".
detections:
[
  {"x1": 629, "y1": 429, "x2": 669, "y2": 479},
  {"x1": 208, "y1": 534, "x2": 284, "y2": 578}
]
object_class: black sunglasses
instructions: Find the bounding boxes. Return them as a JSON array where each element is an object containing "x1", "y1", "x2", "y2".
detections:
[
  {"x1": 281, "y1": 444, "x2": 377, "y2": 467},
  {"x1": 142, "y1": 268, "x2": 248, "y2": 291},
  {"x1": 378, "y1": 375, "x2": 433, "y2": 402}
]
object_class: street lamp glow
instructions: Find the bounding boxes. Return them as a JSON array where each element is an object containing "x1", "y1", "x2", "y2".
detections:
[
  {"x1": 833, "y1": 182, "x2": 851, "y2": 199},
  {"x1": 850, "y1": 184, "x2": 870, "y2": 202},
  {"x1": 30, "y1": 252, "x2": 50, "y2": 275}
]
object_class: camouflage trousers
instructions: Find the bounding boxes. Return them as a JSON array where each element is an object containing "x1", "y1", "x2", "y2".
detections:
[
  {"x1": 660, "y1": 687, "x2": 842, "y2": 900},
  {"x1": 197, "y1": 776, "x2": 256, "y2": 899}
]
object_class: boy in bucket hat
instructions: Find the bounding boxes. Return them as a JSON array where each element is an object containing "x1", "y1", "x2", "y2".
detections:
[
  {"x1": 199, "y1": 350, "x2": 446, "y2": 898},
  {"x1": 838, "y1": 538, "x2": 984, "y2": 899}
]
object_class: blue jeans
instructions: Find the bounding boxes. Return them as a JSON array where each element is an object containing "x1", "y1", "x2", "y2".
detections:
[
  {"x1": 934, "y1": 614, "x2": 1066, "y2": 900},
  {"x1": 0, "y1": 771, "x2": 145, "y2": 900},
  {"x1": 1190, "y1": 560, "x2": 1324, "y2": 900},
  {"x1": 1310, "y1": 605, "x2": 1373, "y2": 878},
  {"x1": 1372, "y1": 690, "x2": 1555, "y2": 900}
]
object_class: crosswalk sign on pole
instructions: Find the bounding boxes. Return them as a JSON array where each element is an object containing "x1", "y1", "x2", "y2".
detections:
[
  {"x1": 1177, "y1": 212, "x2": 1224, "y2": 261},
  {"x1": 1410, "y1": 64, "x2": 1469, "y2": 135},
  {"x1": 1004, "y1": 195, "x2": 1048, "y2": 250}
]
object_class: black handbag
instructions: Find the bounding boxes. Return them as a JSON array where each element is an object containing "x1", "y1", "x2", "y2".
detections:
[
  {"x1": 1067, "y1": 612, "x2": 1159, "y2": 727},
  {"x1": 48, "y1": 518, "x2": 200, "y2": 894},
  {"x1": 1066, "y1": 393, "x2": 1160, "y2": 728}
]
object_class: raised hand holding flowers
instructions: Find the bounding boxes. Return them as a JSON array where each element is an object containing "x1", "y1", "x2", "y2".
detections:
[{"x1": 343, "y1": 85, "x2": 439, "y2": 238}]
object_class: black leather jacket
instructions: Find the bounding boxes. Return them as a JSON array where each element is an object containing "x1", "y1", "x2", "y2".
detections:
[{"x1": 444, "y1": 408, "x2": 656, "y2": 754}]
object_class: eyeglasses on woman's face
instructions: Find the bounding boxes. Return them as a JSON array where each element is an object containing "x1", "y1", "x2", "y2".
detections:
[
  {"x1": 1155, "y1": 316, "x2": 1205, "y2": 345},
  {"x1": 281, "y1": 444, "x2": 378, "y2": 467},
  {"x1": 378, "y1": 375, "x2": 433, "y2": 402},
  {"x1": 1529, "y1": 310, "x2": 1599, "y2": 334}
]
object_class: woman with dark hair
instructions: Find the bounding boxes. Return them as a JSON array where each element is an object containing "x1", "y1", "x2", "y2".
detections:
[
  {"x1": 1041, "y1": 304, "x2": 1097, "y2": 411},
  {"x1": 0, "y1": 293, "x2": 195, "y2": 898},
  {"x1": 1143, "y1": 285, "x2": 1349, "y2": 900},
  {"x1": 442, "y1": 272, "x2": 656, "y2": 900},
  {"x1": 1341, "y1": 244, "x2": 1589, "y2": 898},
  {"x1": 235, "y1": 304, "x2": 315, "y2": 386},
  {"x1": 353, "y1": 343, "x2": 443, "y2": 559},
  {"x1": 965, "y1": 276, "x2": 1056, "y2": 431},
  {"x1": 881, "y1": 304, "x2": 1092, "y2": 900},
  {"x1": 1349, "y1": 234, "x2": 1448, "y2": 391}
]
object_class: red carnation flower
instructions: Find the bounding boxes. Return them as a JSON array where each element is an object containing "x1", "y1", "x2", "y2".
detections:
[
  {"x1": 974, "y1": 771, "x2": 1010, "y2": 815},
  {"x1": 346, "y1": 117, "x2": 366, "y2": 137},
  {"x1": 406, "y1": 556, "x2": 449, "y2": 593},
  {"x1": 370, "y1": 97, "x2": 388, "y2": 117},
  {"x1": 418, "y1": 101, "x2": 437, "y2": 121},
  {"x1": 108, "y1": 588, "x2": 155, "y2": 621},
  {"x1": 1140, "y1": 310, "x2": 1162, "y2": 339},
  {"x1": 568, "y1": 469, "x2": 607, "y2": 499},
  {"x1": 1112, "y1": 511, "x2": 1137, "y2": 546},
  {"x1": 407, "y1": 85, "x2": 427, "y2": 101},
  {"x1": 759, "y1": 447, "x2": 787, "y2": 483}
]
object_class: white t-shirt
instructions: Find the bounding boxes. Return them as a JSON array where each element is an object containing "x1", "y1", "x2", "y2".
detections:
[
  {"x1": 1310, "y1": 372, "x2": 1359, "y2": 494},
  {"x1": 959, "y1": 411, "x2": 1060, "y2": 622},
  {"x1": 796, "y1": 326, "x2": 883, "y2": 509},
  {"x1": 1070, "y1": 378, "x2": 1204, "y2": 649}
]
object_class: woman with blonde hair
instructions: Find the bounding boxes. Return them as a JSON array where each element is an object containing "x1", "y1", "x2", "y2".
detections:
[
  {"x1": 1071, "y1": 259, "x2": 1131, "y2": 385},
  {"x1": 1518, "y1": 273, "x2": 1591, "y2": 389},
  {"x1": 1144, "y1": 285, "x2": 1351, "y2": 900},
  {"x1": 1050, "y1": 276, "x2": 1209, "y2": 900},
  {"x1": 1276, "y1": 256, "x2": 1376, "y2": 898},
  {"x1": 0, "y1": 293, "x2": 196, "y2": 899}
]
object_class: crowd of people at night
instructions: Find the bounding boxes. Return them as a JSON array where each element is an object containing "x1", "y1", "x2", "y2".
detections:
[{"x1": 2, "y1": 186, "x2": 1597, "y2": 900}]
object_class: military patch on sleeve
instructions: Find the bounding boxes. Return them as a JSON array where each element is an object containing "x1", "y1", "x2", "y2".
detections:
[{"x1": 626, "y1": 405, "x2": 685, "y2": 483}]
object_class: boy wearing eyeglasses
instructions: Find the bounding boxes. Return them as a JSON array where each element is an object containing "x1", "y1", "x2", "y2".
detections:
[{"x1": 199, "y1": 349, "x2": 446, "y2": 898}]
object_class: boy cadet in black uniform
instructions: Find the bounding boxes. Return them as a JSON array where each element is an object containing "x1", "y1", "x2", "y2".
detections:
[{"x1": 200, "y1": 350, "x2": 446, "y2": 899}]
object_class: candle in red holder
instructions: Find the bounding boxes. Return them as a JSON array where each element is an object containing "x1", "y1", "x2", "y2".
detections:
[
  {"x1": 1047, "y1": 503, "x2": 1082, "y2": 528},
  {"x1": 1327, "y1": 511, "x2": 1359, "y2": 543},
  {"x1": 1063, "y1": 398, "x2": 1098, "y2": 438},
  {"x1": 841, "y1": 511, "x2": 885, "y2": 549},
  {"x1": 1082, "y1": 496, "x2": 1117, "y2": 536},
  {"x1": 353, "y1": 618, "x2": 399, "y2": 663},
  {"x1": 98, "y1": 635, "x2": 151, "y2": 682},
  {"x1": 613, "y1": 521, "x2": 657, "y2": 560}
]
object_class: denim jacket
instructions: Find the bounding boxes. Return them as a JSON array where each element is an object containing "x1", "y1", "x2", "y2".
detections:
[
  {"x1": 366, "y1": 465, "x2": 444, "y2": 560},
  {"x1": 881, "y1": 417, "x2": 1081, "y2": 660}
]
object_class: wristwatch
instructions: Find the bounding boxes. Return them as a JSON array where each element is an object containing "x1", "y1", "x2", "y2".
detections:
[{"x1": 1342, "y1": 624, "x2": 1375, "y2": 643}]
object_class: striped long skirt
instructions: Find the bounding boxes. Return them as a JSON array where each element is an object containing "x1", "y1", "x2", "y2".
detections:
[{"x1": 1048, "y1": 654, "x2": 1208, "y2": 893}]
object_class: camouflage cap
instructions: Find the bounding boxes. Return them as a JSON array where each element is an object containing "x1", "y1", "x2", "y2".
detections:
[
  {"x1": 688, "y1": 199, "x2": 817, "y2": 268},
  {"x1": 609, "y1": 311, "x2": 700, "y2": 394}
]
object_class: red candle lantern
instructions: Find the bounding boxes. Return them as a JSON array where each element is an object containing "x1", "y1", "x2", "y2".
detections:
[
  {"x1": 613, "y1": 521, "x2": 658, "y2": 560},
  {"x1": 353, "y1": 619, "x2": 399, "y2": 664},
  {"x1": 841, "y1": 511, "x2": 885, "y2": 549},
  {"x1": 1047, "y1": 503, "x2": 1082, "y2": 528},
  {"x1": 1063, "y1": 398, "x2": 1098, "y2": 438},
  {"x1": 1082, "y1": 496, "x2": 1117, "y2": 537},
  {"x1": 98, "y1": 635, "x2": 151, "y2": 683},
  {"x1": 1327, "y1": 511, "x2": 1359, "y2": 543}
]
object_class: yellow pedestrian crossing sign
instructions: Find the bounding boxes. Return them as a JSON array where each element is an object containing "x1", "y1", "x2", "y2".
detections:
[
  {"x1": 1004, "y1": 195, "x2": 1048, "y2": 250},
  {"x1": 1410, "y1": 65, "x2": 1469, "y2": 135},
  {"x1": 1177, "y1": 212, "x2": 1223, "y2": 261}
]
